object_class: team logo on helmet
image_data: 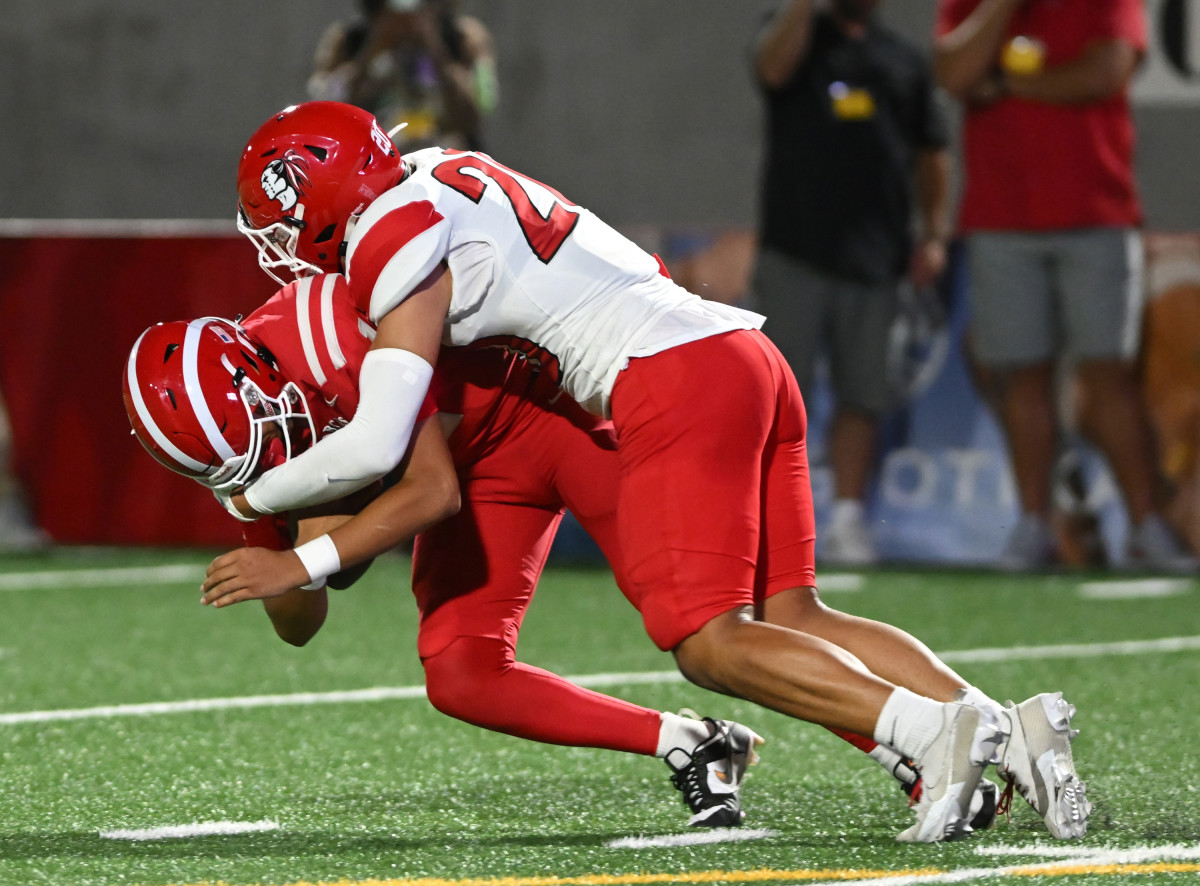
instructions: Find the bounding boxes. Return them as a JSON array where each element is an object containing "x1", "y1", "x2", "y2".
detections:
[{"x1": 260, "y1": 150, "x2": 312, "y2": 212}]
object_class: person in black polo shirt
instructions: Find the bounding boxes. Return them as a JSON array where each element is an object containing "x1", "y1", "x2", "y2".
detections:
[{"x1": 751, "y1": 0, "x2": 951, "y2": 565}]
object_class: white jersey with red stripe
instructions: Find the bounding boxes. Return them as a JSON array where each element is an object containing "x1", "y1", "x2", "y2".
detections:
[{"x1": 344, "y1": 148, "x2": 764, "y2": 417}]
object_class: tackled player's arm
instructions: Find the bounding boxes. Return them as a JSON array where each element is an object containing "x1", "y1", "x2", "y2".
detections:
[
  {"x1": 258, "y1": 515, "x2": 334, "y2": 648},
  {"x1": 230, "y1": 264, "x2": 452, "y2": 518},
  {"x1": 202, "y1": 412, "x2": 459, "y2": 612},
  {"x1": 257, "y1": 483, "x2": 384, "y2": 646}
]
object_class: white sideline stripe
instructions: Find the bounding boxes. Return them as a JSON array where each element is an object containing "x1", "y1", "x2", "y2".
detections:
[
  {"x1": 606, "y1": 828, "x2": 776, "y2": 849},
  {"x1": 937, "y1": 634, "x2": 1200, "y2": 663},
  {"x1": 0, "y1": 564, "x2": 200, "y2": 591},
  {"x1": 817, "y1": 573, "x2": 864, "y2": 592},
  {"x1": 1078, "y1": 578, "x2": 1192, "y2": 599},
  {"x1": 0, "y1": 685, "x2": 431, "y2": 725},
  {"x1": 3, "y1": 634, "x2": 1200, "y2": 727},
  {"x1": 823, "y1": 844, "x2": 1200, "y2": 885},
  {"x1": 99, "y1": 819, "x2": 279, "y2": 841},
  {"x1": 976, "y1": 843, "x2": 1200, "y2": 860}
]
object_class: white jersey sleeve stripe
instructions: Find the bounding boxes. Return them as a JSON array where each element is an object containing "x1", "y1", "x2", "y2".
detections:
[
  {"x1": 183, "y1": 319, "x2": 237, "y2": 461},
  {"x1": 126, "y1": 328, "x2": 209, "y2": 473},
  {"x1": 319, "y1": 273, "x2": 347, "y2": 371},
  {"x1": 294, "y1": 276, "x2": 327, "y2": 386}
]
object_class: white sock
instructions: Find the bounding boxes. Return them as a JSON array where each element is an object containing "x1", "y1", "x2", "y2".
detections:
[
  {"x1": 873, "y1": 687, "x2": 946, "y2": 761},
  {"x1": 656, "y1": 711, "x2": 711, "y2": 758},
  {"x1": 954, "y1": 685, "x2": 1011, "y2": 764},
  {"x1": 831, "y1": 498, "x2": 865, "y2": 528},
  {"x1": 867, "y1": 742, "x2": 918, "y2": 788}
]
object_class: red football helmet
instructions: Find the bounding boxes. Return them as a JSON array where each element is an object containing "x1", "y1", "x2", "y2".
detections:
[
  {"x1": 123, "y1": 317, "x2": 315, "y2": 491},
  {"x1": 236, "y1": 101, "x2": 407, "y2": 284}
]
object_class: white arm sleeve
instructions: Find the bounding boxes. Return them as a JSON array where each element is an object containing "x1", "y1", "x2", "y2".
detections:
[{"x1": 242, "y1": 348, "x2": 434, "y2": 514}]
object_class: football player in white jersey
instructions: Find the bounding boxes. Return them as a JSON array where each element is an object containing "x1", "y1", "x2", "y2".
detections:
[{"x1": 221, "y1": 101, "x2": 1089, "y2": 842}]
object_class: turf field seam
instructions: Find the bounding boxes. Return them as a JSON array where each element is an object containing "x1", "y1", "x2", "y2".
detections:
[{"x1": 2, "y1": 634, "x2": 1199, "y2": 726}]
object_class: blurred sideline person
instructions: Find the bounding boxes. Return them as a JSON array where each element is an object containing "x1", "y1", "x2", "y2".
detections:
[
  {"x1": 0, "y1": 392, "x2": 49, "y2": 550},
  {"x1": 934, "y1": 0, "x2": 1196, "y2": 572},
  {"x1": 307, "y1": 0, "x2": 496, "y2": 152},
  {"x1": 752, "y1": 0, "x2": 952, "y2": 565},
  {"x1": 124, "y1": 306, "x2": 765, "y2": 829},
  {"x1": 220, "y1": 101, "x2": 1089, "y2": 842}
]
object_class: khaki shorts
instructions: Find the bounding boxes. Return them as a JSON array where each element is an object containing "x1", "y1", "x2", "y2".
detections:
[
  {"x1": 751, "y1": 249, "x2": 899, "y2": 415},
  {"x1": 966, "y1": 228, "x2": 1145, "y2": 367}
]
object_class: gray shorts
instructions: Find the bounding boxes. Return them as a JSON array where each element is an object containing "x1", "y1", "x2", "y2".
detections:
[
  {"x1": 750, "y1": 248, "x2": 899, "y2": 414},
  {"x1": 966, "y1": 228, "x2": 1145, "y2": 367}
]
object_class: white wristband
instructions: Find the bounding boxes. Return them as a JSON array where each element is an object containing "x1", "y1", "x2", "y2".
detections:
[{"x1": 293, "y1": 534, "x2": 342, "y2": 590}]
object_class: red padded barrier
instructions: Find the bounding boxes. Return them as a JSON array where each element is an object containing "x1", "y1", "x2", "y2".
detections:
[{"x1": 0, "y1": 235, "x2": 278, "y2": 545}]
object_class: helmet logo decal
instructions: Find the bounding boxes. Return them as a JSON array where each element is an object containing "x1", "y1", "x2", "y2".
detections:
[
  {"x1": 369, "y1": 121, "x2": 393, "y2": 156},
  {"x1": 260, "y1": 150, "x2": 312, "y2": 212}
]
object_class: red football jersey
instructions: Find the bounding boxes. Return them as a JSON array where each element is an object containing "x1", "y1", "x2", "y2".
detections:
[{"x1": 243, "y1": 274, "x2": 568, "y2": 469}]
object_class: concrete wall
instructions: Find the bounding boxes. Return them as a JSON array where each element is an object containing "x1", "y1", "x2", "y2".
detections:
[{"x1": 2, "y1": 0, "x2": 1197, "y2": 229}]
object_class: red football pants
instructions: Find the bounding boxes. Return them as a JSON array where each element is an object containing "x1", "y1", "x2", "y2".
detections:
[
  {"x1": 610, "y1": 329, "x2": 818, "y2": 651},
  {"x1": 412, "y1": 400, "x2": 660, "y2": 755}
]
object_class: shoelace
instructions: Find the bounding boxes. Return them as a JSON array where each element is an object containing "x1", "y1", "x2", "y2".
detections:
[
  {"x1": 996, "y1": 777, "x2": 1015, "y2": 821},
  {"x1": 671, "y1": 761, "x2": 710, "y2": 811}
]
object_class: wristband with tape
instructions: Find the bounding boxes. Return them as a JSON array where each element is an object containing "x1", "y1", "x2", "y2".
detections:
[{"x1": 293, "y1": 534, "x2": 341, "y2": 590}]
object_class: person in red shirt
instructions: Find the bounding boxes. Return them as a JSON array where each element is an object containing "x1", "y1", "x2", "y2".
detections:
[{"x1": 935, "y1": 0, "x2": 1195, "y2": 571}]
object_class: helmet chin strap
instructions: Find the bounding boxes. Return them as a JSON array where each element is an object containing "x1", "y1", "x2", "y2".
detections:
[{"x1": 386, "y1": 121, "x2": 409, "y2": 140}]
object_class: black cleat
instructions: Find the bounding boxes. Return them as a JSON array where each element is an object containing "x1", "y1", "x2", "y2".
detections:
[{"x1": 664, "y1": 717, "x2": 763, "y2": 828}]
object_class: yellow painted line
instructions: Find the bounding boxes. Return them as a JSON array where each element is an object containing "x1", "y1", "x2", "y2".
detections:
[
  {"x1": 1012, "y1": 862, "x2": 1200, "y2": 876},
  {"x1": 186, "y1": 872, "x2": 938, "y2": 886},
  {"x1": 160, "y1": 860, "x2": 1200, "y2": 886}
]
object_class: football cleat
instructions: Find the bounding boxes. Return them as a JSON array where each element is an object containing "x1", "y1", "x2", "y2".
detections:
[
  {"x1": 903, "y1": 764, "x2": 1000, "y2": 832},
  {"x1": 995, "y1": 692, "x2": 1090, "y2": 839},
  {"x1": 664, "y1": 717, "x2": 763, "y2": 828},
  {"x1": 897, "y1": 703, "x2": 999, "y2": 842}
]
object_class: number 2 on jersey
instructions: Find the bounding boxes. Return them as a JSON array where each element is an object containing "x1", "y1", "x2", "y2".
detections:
[{"x1": 432, "y1": 153, "x2": 580, "y2": 263}]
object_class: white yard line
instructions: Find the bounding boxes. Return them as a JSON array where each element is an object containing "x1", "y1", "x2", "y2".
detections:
[
  {"x1": 2, "y1": 634, "x2": 1199, "y2": 727},
  {"x1": 99, "y1": 819, "x2": 279, "y2": 840},
  {"x1": 0, "y1": 564, "x2": 202, "y2": 591},
  {"x1": 820, "y1": 844, "x2": 1200, "y2": 886},
  {"x1": 938, "y1": 634, "x2": 1200, "y2": 663},
  {"x1": 606, "y1": 828, "x2": 777, "y2": 849},
  {"x1": 817, "y1": 573, "x2": 865, "y2": 592},
  {"x1": 1078, "y1": 578, "x2": 1192, "y2": 599}
]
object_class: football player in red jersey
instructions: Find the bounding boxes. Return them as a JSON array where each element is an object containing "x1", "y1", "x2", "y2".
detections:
[
  {"x1": 125, "y1": 299, "x2": 764, "y2": 829},
  {"x1": 218, "y1": 102, "x2": 1088, "y2": 841}
]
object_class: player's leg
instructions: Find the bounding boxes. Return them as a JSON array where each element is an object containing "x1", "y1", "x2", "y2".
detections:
[
  {"x1": 746, "y1": 397, "x2": 998, "y2": 824},
  {"x1": 515, "y1": 401, "x2": 765, "y2": 826},
  {"x1": 754, "y1": 327, "x2": 1083, "y2": 837},
  {"x1": 415, "y1": 494, "x2": 665, "y2": 754},
  {"x1": 612, "y1": 330, "x2": 1004, "y2": 841}
]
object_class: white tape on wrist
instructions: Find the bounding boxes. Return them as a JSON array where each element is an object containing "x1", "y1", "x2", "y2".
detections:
[{"x1": 293, "y1": 534, "x2": 342, "y2": 590}]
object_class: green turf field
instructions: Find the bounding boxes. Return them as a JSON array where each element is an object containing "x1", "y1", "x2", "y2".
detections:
[{"x1": 2, "y1": 546, "x2": 1199, "y2": 886}]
